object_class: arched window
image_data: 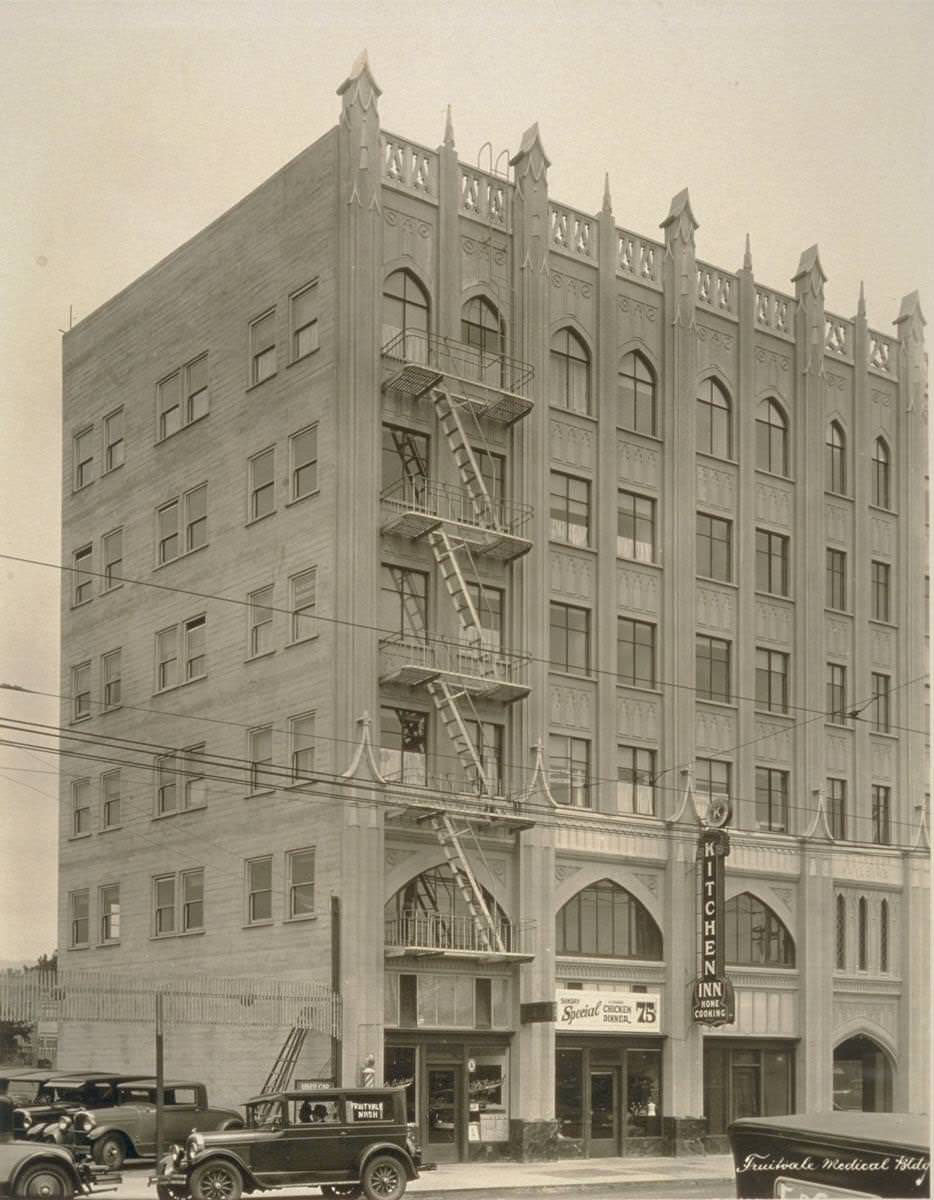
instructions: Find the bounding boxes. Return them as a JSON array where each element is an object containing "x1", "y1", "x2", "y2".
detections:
[
  {"x1": 618, "y1": 352, "x2": 656, "y2": 436},
  {"x1": 385, "y1": 864, "x2": 511, "y2": 952},
  {"x1": 872, "y1": 438, "x2": 891, "y2": 509},
  {"x1": 835, "y1": 894, "x2": 846, "y2": 970},
  {"x1": 697, "y1": 379, "x2": 732, "y2": 459},
  {"x1": 382, "y1": 270, "x2": 429, "y2": 362},
  {"x1": 723, "y1": 892, "x2": 794, "y2": 967},
  {"x1": 461, "y1": 296, "x2": 505, "y2": 387},
  {"x1": 833, "y1": 1035, "x2": 893, "y2": 1112},
  {"x1": 879, "y1": 899, "x2": 889, "y2": 973},
  {"x1": 858, "y1": 896, "x2": 868, "y2": 970},
  {"x1": 556, "y1": 879, "x2": 662, "y2": 960},
  {"x1": 826, "y1": 421, "x2": 846, "y2": 494},
  {"x1": 756, "y1": 398, "x2": 789, "y2": 476},
  {"x1": 550, "y1": 328, "x2": 591, "y2": 414}
]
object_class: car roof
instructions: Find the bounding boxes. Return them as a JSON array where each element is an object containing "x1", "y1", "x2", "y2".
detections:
[
  {"x1": 729, "y1": 1111, "x2": 929, "y2": 1152},
  {"x1": 43, "y1": 1074, "x2": 137, "y2": 1086},
  {"x1": 245, "y1": 1087, "x2": 403, "y2": 1105},
  {"x1": 2, "y1": 1069, "x2": 106, "y2": 1083},
  {"x1": 117, "y1": 1078, "x2": 201, "y2": 1089}
]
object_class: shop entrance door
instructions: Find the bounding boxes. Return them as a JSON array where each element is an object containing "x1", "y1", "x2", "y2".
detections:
[
  {"x1": 426, "y1": 1064, "x2": 463, "y2": 1163},
  {"x1": 588, "y1": 1069, "x2": 620, "y2": 1157}
]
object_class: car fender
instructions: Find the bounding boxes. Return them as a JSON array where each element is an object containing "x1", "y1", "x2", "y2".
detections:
[
  {"x1": 190, "y1": 1148, "x2": 260, "y2": 1191},
  {"x1": 356, "y1": 1141, "x2": 417, "y2": 1181},
  {"x1": 10, "y1": 1149, "x2": 82, "y2": 1194},
  {"x1": 88, "y1": 1122, "x2": 138, "y2": 1155}
]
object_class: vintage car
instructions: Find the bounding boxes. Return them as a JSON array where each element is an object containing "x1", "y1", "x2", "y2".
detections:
[
  {"x1": 73, "y1": 1079, "x2": 243, "y2": 1168},
  {"x1": 152, "y1": 1087, "x2": 433, "y2": 1200},
  {"x1": 729, "y1": 1111, "x2": 930, "y2": 1199},
  {"x1": 0, "y1": 1092, "x2": 120, "y2": 1198},
  {"x1": 16, "y1": 1074, "x2": 146, "y2": 1142}
]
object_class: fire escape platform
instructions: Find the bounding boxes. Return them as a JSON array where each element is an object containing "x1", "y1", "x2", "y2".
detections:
[
  {"x1": 380, "y1": 505, "x2": 532, "y2": 562},
  {"x1": 383, "y1": 946, "x2": 534, "y2": 964},
  {"x1": 379, "y1": 659, "x2": 530, "y2": 704}
]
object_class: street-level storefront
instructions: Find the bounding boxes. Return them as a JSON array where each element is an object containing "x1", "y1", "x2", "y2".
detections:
[
  {"x1": 703, "y1": 1038, "x2": 797, "y2": 1150},
  {"x1": 554, "y1": 988, "x2": 665, "y2": 1157}
]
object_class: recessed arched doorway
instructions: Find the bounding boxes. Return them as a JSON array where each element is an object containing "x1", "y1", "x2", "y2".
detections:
[{"x1": 833, "y1": 1035, "x2": 893, "y2": 1112}]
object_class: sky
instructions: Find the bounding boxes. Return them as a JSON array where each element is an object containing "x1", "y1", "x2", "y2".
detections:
[{"x1": 0, "y1": 0, "x2": 931, "y2": 964}]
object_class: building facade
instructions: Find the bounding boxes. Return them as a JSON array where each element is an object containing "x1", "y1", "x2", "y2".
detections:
[{"x1": 58, "y1": 55, "x2": 930, "y2": 1159}]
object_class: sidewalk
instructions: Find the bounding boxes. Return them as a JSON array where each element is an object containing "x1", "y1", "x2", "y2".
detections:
[{"x1": 408, "y1": 1154, "x2": 736, "y2": 1195}]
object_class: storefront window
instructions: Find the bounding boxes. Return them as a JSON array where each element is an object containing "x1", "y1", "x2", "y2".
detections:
[
  {"x1": 704, "y1": 1042, "x2": 795, "y2": 1135},
  {"x1": 384, "y1": 1045, "x2": 417, "y2": 1123},
  {"x1": 556, "y1": 1048, "x2": 583, "y2": 1140},
  {"x1": 468, "y1": 1049, "x2": 509, "y2": 1143},
  {"x1": 626, "y1": 1050, "x2": 661, "y2": 1137}
]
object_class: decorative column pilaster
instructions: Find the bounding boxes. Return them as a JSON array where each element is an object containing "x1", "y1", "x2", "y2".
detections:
[
  {"x1": 735, "y1": 236, "x2": 757, "y2": 830},
  {"x1": 436, "y1": 106, "x2": 460, "y2": 342},
  {"x1": 799, "y1": 834, "x2": 834, "y2": 1109},
  {"x1": 851, "y1": 285, "x2": 871, "y2": 841}
]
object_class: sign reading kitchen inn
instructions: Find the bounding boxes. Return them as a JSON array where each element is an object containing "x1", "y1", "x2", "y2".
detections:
[{"x1": 691, "y1": 827, "x2": 735, "y2": 1025}]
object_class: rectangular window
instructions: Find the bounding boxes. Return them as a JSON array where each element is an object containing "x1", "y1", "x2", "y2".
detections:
[
  {"x1": 156, "y1": 753, "x2": 178, "y2": 814},
  {"x1": 871, "y1": 785, "x2": 891, "y2": 845},
  {"x1": 74, "y1": 427, "x2": 95, "y2": 489},
  {"x1": 289, "y1": 568, "x2": 317, "y2": 642},
  {"x1": 382, "y1": 424, "x2": 430, "y2": 495},
  {"x1": 617, "y1": 491, "x2": 656, "y2": 562},
  {"x1": 290, "y1": 712, "x2": 315, "y2": 781},
  {"x1": 379, "y1": 707, "x2": 428, "y2": 786},
  {"x1": 827, "y1": 663, "x2": 847, "y2": 725},
  {"x1": 755, "y1": 648, "x2": 788, "y2": 714},
  {"x1": 73, "y1": 545, "x2": 93, "y2": 605},
  {"x1": 291, "y1": 282, "x2": 319, "y2": 361},
  {"x1": 871, "y1": 672, "x2": 891, "y2": 733},
  {"x1": 250, "y1": 309, "x2": 277, "y2": 385},
  {"x1": 157, "y1": 372, "x2": 183, "y2": 440},
  {"x1": 826, "y1": 548, "x2": 847, "y2": 610},
  {"x1": 104, "y1": 408, "x2": 124, "y2": 472},
  {"x1": 102, "y1": 528, "x2": 123, "y2": 590},
  {"x1": 158, "y1": 499, "x2": 180, "y2": 564},
  {"x1": 101, "y1": 769, "x2": 121, "y2": 829},
  {"x1": 549, "y1": 602, "x2": 590, "y2": 674},
  {"x1": 617, "y1": 617, "x2": 656, "y2": 688},
  {"x1": 549, "y1": 734, "x2": 591, "y2": 808},
  {"x1": 697, "y1": 635, "x2": 731, "y2": 703},
  {"x1": 158, "y1": 485, "x2": 207, "y2": 563},
  {"x1": 871, "y1": 560, "x2": 891, "y2": 622},
  {"x1": 154, "y1": 875, "x2": 176, "y2": 935},
  {"x1": 181, "y1": 868, "x2": 204, "y2": 931},
  {"x1": 249, "y1": 725, "x2": 273, "y2": 793},
  {"x1": 755, "y1": 529, "x2": 790, "y2": 596},
  {"x1": 99, "y1": 883, "x2": 120, "y2": 943},
  {"x1": 288, "y1": 847, "x2": 315, "y2": 918},
  {"x1": 155, "y1": 626, "x2": 178, "y2": 691},
  {"x1": 247, "y1": 857, "x2": 273, "y2": 924},
  {"x1": 381, "y1": 564, "x2": 428, "y2": 640},
  {"x1": 185, "y1": 615, "x2": 206, "y2": 680},
  {"x1": 616, "y1": 745, "x2": 656, "y2": 815},
  {"x1": 755, "y1": 767, "x2": 788, "y2": 832},
  {"x1": 72, "y1": 778, "x2": 91, "y2": 836},
  {"x1": 248, "y1": 585, "x2": 274, "y2": 656},
  {"x1": 101, "y1": 648, "x2": 122, "y2": 709},
  {"x1": 827, "y1": 778, "x2": 847, "y2": 840},
  {"x1": 549, "y1": 471, "x2": 591, "y2": 547},
  {"x1": 290, "y1": 425, "x2": 318, "y2": 500},
  {"x1": 183, "y1": 743, "x2": 207, "y2": 808},
  {"x1": 463, "y1": 720, "x2": 504, "y2": 795},
  {"x1": 696, "y1": 758, "x2": 731, "y2": 814},
  {"x1": 249, "y1": 448, "x2": 275, "y2": 520},
  {"x1": 697, "y1": 513, "x2": 732, "y2": 582},
  {"x1": 186, "y1": 355, "x2": 209, "y2": 423},
  {"x1": 465, "y1": 583, "x2": 504, "y2": 653},
  {"x1": 473, "y1": 448, "x2": 506, "y2": 506},
  {"x1": 72, "y1": 662, "x2": 91, "y2": 721},
  {"x1": 70, "y1": 890, "x2": 89, "y2": 947}
]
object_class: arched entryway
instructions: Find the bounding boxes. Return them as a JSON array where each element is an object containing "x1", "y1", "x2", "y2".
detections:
[{"x1": 833, "y1": 1035, "x2": 893, "y2": 1111}]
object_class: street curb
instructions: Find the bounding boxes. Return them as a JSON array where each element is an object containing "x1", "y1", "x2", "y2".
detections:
[{"x1": 410, "y1": 1179, "x2": 737, "y2": 1198}]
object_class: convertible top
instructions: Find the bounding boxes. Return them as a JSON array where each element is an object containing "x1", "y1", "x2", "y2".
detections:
[{"x1": 729, "y1": 1111, "x2": 929, "y2": 1153}]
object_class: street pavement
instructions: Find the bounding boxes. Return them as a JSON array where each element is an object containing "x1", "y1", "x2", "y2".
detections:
[{"x1": 111, "y1": 1155, "x2": 738, "y2": 1199}]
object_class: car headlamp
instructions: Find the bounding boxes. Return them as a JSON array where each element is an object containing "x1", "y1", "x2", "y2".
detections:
[
  {"x1": 187, "y1": 1132, "x2": 204, "y2": 1163},
  {"x1": 58, "y1": 1114, "x2": 73, "y2": 1131},
  {"x1": 73, "y1": 1110, "x2": 96, "y2": 1133},
  {"x1": 171, "y1": 1143, "x2": 186, "y2": 1170},
  {"x1": 16, "y1": 1111, "x2": 32, "y2": 1129}
]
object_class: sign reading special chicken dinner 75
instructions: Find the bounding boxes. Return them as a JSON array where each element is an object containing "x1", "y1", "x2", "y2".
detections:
[{"x1": 555, "y1": 989, "x2": 662, "y2": 1033}]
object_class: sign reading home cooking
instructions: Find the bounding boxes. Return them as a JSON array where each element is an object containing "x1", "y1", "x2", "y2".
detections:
[
  {"x1": 691, "y1": 828, "x2": 735, "y2": 1025},
  {"x1": 555, "y1": 989, "x2": 661, "y2": 1033}
]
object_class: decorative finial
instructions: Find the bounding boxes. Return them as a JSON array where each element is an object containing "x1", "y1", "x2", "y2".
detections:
[
  {"x1": 337, "y1": 48, "x2": 382, "y2": 106},
  {"x1": 792, "y1": 244, "x2": 826, "y2": 285},
  {"x1": 443, "y1": 104, "x2": 455, "y2": 149},
  {"x1": 895, "y1": 290, "x2": 926, "y2": 328},
  {"x1": 602, "y1": 172, "x2": 613, "y2": 216},
  {"x1": 510, "y1": 122, "x2": 551, "y2": 169},
  {"x1": 857, "y1": 280, "x2": 866, "y2": 318},
  {"x1": 743, "y1": 233, "x2": 752, "y2": 272}
]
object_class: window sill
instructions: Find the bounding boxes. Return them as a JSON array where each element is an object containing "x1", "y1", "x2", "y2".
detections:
[
  {"x1": 696, "y1": 698, "x2": 737, "y2": 710},
  {"x1": 285, "y1": 490, "x2": 320, "y2": 509},
  {"x1": 246, "y1": 511, "x2": 277, "y2": 528},
  {"x1": 695, "y1": 449, "x2": 737, "y2": 467},
  {"x1": 753, "y1": 589, "x2": 793, "y2": 603},
  {"x1": 156, "y1": 413, "x2": 210, "y2": 446},
  {"x1": 754, "y1": 467, "x2": 795, "y2": 484},
  {"x1": 101, "y1": 464, "x2": 125, "y2": 478},
  {"x1": 549, "y1": 404, "x2": 598, "y2": 424},
  {"x1": 283, "y1": 913, "x2": 318, "y2": 924},
  {"x1": 96, "y1": 940, "x2": 120, "y2": 949},
  {"x1": 616, "y1": 554, "x2": 661, "y2": 570},
  {"x1": 245, "y1": 650, "x2": 276, "y2": 664},
  {"x1": 868, "y1": 503, "x2": 897, "y2": 517},
  {"x1": 286, "y1": 634, "x2": 319, "y2": 649},
  {"x1": 824, "y1": 606, "x2": 851, "y2": 617},
  {"x1": 824, "y1": 721, "x2": 850, "y2": 731},
  {"x1": 71, "y1": 715, "x2": 92, "y2": 726},
  {"x1": 548, "y1": 667, "x2": 594, "y2": 682},
  {"x1": 100, "y1": 704, "x2": 122, "y2": 716},
  {"x1": 72, "y1": 482, "x2": 95, "y2": 496},
  {"x1": 100, "y1": 584, "x2": 123, "y2": 595},
  {"x1": 246, "y1": 373, "x2": 278, "y2": 394},
  {"x1": 150, "y1": 929, "x2": 206, "y2": 942},
  {"x1": 243, "y1": 920, "x2": 274, "y2": 929},
  {"x1": 288, "y1": 349, "x2": 320, "y2": 369},
  {"x1": 617, "y1": 426, "x2": 663, "y2": 445},
  {"x1": 616, "y1": 682, "x2": 662, "y2": 696},
  {"x1": 868, "y1": 618, "x2": 897, "y2": 630},
  {"x1": 548, "y1": 539, "x2": 596, "y2": 555},
  {"x1": 153, "y1": 675, "x2": 206, "y2": 699},
  {"x1": 67, "y1": 944, "x2": 90, "y2": 952},
  {"x1": 152, "y1": 804, "x2": 208, "y2": 822},
  {"x1": 99, "y1": 825, "x2": 123, "y2": 835},
  {"x1": 71, "y1": 599, "x2": 94, "y2": 611},
  {"x1": 753, "y1": 708, "x2": 794, "y2": 721},
  {"x1": 756, "y1": 823, "x2": 788, "y2": 835},
  {"x1": 868, "y1": 730, "x2": 898, "y2": 740},
  {"x1": 154, "y1": 543, "x2": 208, "y2": 573},
  {"x1": 825, "y1": 489, "x2": 852, "y2": 502},
  {"x1": 247, "y1": 789, "x2": 277, "y2": 799},
  {"x1": 696, "y1": 575, "x2": 738, "y2": 589},
  {"x1": 68, "y1": 833, "x2": 92, "y2": 842}
]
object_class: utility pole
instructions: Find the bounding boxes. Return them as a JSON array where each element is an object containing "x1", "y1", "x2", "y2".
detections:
[{"x1": 155, "y1": 992, "x2": 165, "y2": 1165}]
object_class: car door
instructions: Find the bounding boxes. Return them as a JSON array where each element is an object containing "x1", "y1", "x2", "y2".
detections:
[
  {"x1": 338, "y1": 1094, "x2": 398, "y2": 1177},
  {"x1": 286, "y1": 1098, "x2": 354, "y2": 1184},
  {"x1": 160, "y1": 1087, "x2": 202, "y2": 1143}
]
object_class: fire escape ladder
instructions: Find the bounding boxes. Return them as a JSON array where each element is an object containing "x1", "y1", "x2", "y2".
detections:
[
  {"x1": 261, "y1": 1018, "x2": 310, "y2": 1096},
  {"x1": 428, "y1": 528, "x2": 485, "y2": 645},
  {"x1": 430, "y1": 811, "x2": 505, "y2": 953},
  {"x1": 432, "y1": 388, "x2": 497, "y2": 528},
  {"x1": 427, "y1": 678, "x2": 491, "y2": 796},
  {"x1": 391, "y1": 427, "x2": 429, "y2": 492}
]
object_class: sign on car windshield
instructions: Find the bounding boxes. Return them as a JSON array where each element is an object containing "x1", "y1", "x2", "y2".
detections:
[{"x1": 347, "y1": 1099, "x2": 391, "y2": 1122}]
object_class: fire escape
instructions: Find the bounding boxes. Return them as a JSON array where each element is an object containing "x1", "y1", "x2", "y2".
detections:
[{"x1": 379, "y1": 329, "x2": 535, "y2": 962}]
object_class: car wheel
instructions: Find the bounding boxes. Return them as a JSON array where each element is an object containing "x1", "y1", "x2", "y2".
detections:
[
  {"x1": 156, "y1": 1187, "x2": 184, "y2": 1200},
  {"x1": 190, "y1": 1160, "x2": 243, "y2": 1200},
  {"x1": 361, "y1": 1154, "x2": 407, "y2": 1200},
  {"x1": 92, "y1": 1132, "x2": 127, "y2": 1169},
  {"x1": 14, "y1": 1162, "x2": 75, "y2": 1198},
  {"x1": 322, "y1": 1188, "x2": 363, "y2": 1199}
]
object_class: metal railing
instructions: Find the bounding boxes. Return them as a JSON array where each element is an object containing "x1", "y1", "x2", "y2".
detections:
[
  {"x1": 385, "y1": 912, "x2": 535, "y2": 955},
  {"x1": 381, "y1": 329, "x2": 534, "y2": 397},
  {"x1": 379, "y1": 632, "x2": 529, "y2": 686},
  {"x1": 381, "y1": 477, "x2": 533, "y2": 537}
]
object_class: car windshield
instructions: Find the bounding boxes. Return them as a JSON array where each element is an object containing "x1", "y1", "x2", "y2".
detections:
[
  {"x1": 247, "y1": 1100, "x2": 287, "y2": 1129},
  {"x1": 7, "y1": 1081, "x2": 43, "y2": 1104}
]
